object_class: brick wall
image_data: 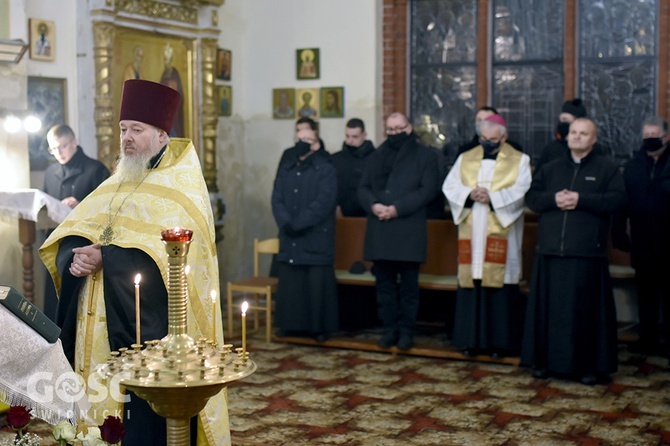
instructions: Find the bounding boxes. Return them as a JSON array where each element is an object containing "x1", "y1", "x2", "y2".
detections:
[
  {"x1": 660, "y1": 0, "x2": 669, "y2": 118},
  {"x1": 382, "y1": 0, "x2": 408, "y2": 119}
]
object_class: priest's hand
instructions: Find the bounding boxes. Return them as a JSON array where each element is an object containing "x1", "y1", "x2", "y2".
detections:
[
  {"x1": 470, "y1": 187, "x2": 490, "y2": 204},
  {"x1": 70, "y1": 243, "x2": 103, "y2": 277}
]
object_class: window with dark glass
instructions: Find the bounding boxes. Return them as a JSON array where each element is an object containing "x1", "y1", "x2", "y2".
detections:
[
  {"x1": 410, "y1": 0, "x2": 477, "y2": 165},
  {"x1": 579, "y1": 0, "x2": 658, "y2": 164},
  {"x1": 409, "y1": 0, "x2": 660, "y2": 164}
]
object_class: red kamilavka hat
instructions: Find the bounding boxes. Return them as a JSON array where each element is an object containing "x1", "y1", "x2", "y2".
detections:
[{"x1": 119, "y1": 79, "x2": 181, "y2": 133}]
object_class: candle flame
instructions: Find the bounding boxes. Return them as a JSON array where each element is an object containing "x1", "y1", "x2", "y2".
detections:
[
  {"x1": 134, "y1": 274, "x2": 141, "y2": 285},
  {"x1": 241, "y1": 301, "x2": 248, "y2": 315},
  {"x1": 185, "y1": 265, "x2": 190, "y2": 275},
  {"x1": 211, "y1": 290, "x2": 216, "y2": 303}
]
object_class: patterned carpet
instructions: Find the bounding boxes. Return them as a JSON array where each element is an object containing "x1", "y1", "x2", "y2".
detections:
[
  {"x1": 3, "y1": 333, "x2": 669, "y2": 445},
  {"x1": 227, "y1": 335, "x2": 670, "y2": 446}
]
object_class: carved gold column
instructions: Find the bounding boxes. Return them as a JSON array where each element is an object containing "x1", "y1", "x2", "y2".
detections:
[
  {"x1": 201, "y1": 38, "x2": 225, "y2": 241},
  {"x1": 93, "y1": 22, "x2": 116, "y2": 172},
  {"x1": 200, "y1": 38, "x2": 218, "y2": 192}
]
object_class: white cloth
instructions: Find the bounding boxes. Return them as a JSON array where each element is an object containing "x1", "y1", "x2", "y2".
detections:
[
  {"x1": 0, "y1": 305, "x2": 89, "y2": 425},
  {"x1": 443, "y1": 153, "x2": 531, "y2": 284},
  {"x1": 0, "y1": 189, "x2": 71, "y2": 228}
]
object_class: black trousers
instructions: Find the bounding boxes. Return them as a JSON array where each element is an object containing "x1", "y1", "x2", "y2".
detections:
[{"x1": 374, "y1": 260, "x2": 421, "y2": 335}]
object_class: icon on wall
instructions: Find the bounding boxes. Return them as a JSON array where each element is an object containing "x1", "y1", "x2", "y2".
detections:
[
  {"x1": 296, "y1": 88, "x2": 319, "y2": 120},
  {"x1": 320, "y1": 87, "x2": 344, "y2": 118},
  {"x1": 272, "y1": 88, "x2": 295, "y2": 120},
  {"x1": 218, "y1": 85, "x2": 232, "y2": 117},
  {"x1": 29, "y1": 19, "x2": 55, "y2": 61},
  {"x1": 216, "y1": 48, "x2": 232, "y2": 81},
  {"x1": 296, "y1": 48, "x2": 319, "y2": 80}
]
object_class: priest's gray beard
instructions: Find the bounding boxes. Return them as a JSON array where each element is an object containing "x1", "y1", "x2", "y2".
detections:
[{"x1": 115, "y1": 149, "x2": 154, "y2": 182}]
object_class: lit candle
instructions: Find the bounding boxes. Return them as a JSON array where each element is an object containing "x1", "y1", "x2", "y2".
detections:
[
  {"x1": 241, "y1": 301, "x2": 248, "y2": 357},
  {"x1": 134, "y1": 274, "x2": 142, "y2": 345},
  {"x1": 211, "y1": 290, "x2": 217, "y2": 342}
]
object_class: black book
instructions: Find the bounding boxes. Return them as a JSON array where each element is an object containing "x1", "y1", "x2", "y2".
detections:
[{"x1": 0, "y1": 285, "x2": 61, "y2": 343}]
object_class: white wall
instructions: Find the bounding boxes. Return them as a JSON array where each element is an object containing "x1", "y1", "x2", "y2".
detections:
[
  {"x1": 0, "y1": 0, "x2": 78, "y2": 306},
  {"x1": 2, "y1": 0, "x2": 382, "y2": 296},
  {"x1": 216, "y1": 0, "x2": 381, "y2": 282},
  {"x1": 0, "y1": 1, "x2": 31, "y2": 296}
]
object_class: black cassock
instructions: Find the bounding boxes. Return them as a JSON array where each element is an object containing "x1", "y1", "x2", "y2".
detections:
[{"x1": 521, "y1": 255, "x2": 618, "y2": 377}]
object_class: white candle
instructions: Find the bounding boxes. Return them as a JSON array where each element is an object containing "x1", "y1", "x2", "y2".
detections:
[
  {"x1": 134, "y1": 274, "x2": 142, "y2": 345},
  {"x1": 241, "y1": 301, "x2": 249, "y2": 357},
  {"x1": 211, "y1": 290, "x2": 217, "y2": 342}
]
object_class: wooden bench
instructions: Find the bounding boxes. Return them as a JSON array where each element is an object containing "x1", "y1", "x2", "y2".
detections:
[
  {"x1": 334, "y1": 216, "x2": 537, "y2": 291},
  {"x1": 334, "y1": 217, "x2": 460, "y2": 290},
  {"x1": 277, "y1": 214, "x2": 635, "y2": 362}
]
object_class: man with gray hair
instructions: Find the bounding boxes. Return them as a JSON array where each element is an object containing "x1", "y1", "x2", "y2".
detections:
[
  {"x1": 443, "y1": 114, "x2": 531, "y2": 358},
  {"x1": 40, "y1": 79, "x2": 230, "y2": 444},
  {"x1": 613, "y1": 116, "x2": 670, "y2": 359}
]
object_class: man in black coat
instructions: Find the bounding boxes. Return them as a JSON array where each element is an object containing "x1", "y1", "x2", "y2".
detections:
[
  {"x1": 43, "y1": 124, "x2": 110, "y2": 320},
  {"x1": 358, "y1": 112, "x2": 440, "y2": 350},
  {"x1": 272, "y1": 126, "x2": 338, "y2": 341},
  {"x1": 521, "y1": 118, "x2": 627, "y2": 385},
  {"x1": 331, "y1": 118, "x2": 375, "y2": 217},
  {"x1": 44, "y1": 124, "x2": 110, "y2": 209},
  {"x1": 613, "y1": 116, "x2": 670, "y2": 358}
]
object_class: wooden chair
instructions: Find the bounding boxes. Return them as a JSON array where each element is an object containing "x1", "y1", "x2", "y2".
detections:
[{"x1": 226, "y1": 238, "x2": 279, "y2": 343}]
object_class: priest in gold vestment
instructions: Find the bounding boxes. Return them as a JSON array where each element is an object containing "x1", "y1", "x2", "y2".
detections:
[
  {"x1": 40, "y1": 80, "x2": 230, "y2": 445},
  {"x1": 443, "y1": 114, "x2": 531, "y2": 358}
]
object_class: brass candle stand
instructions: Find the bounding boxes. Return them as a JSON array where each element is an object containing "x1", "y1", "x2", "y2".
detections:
[{"x1": 100, "y1": 228, "x2": 255, "y2": 446}]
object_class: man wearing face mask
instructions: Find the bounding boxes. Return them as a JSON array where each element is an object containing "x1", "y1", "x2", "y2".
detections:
[
  {"x1": 358, "y1": 112, "x2": 439, "y2": 350},
  {"x1": 272, "y1": 126, "x2": 339, "y2": 342},
  {"x1": 275, "y1": 117, "x2": 328, "y2": 181},
  {"x1": 613, "y1": 116, "x2": 670, "y2": 359},
  {"x1": 443, "y1": 114, "x2": 531, "y2": 358},
  {"x1": 534, "y1": 98, "x2": 611, "y2": 171},
  {"x1": 456, "y1": 106, "x2": 523, "y2": 157},
  {"x1": 331, "y1": 118, "x2": 375, "y2": 217}
]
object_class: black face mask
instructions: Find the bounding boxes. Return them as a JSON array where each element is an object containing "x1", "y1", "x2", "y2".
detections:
[
  {"x1": 295, "y1": 141, "x2": 312, "y2": 157},
  {"x1": 481, "y1": 140, "x2": 501, "y2": 155},
  {"x1": 343, "y1": 143, "x2": 360, "y2": 151},
  {"x1": 387, "y1": 132, "x2": 410, "y2": 149},
  {"x1": 642, "y1": 137, "x2": 664, "y2": 153},
  {"x1": 556, "y1": 121, "x2": 571, "y2": 139}
]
